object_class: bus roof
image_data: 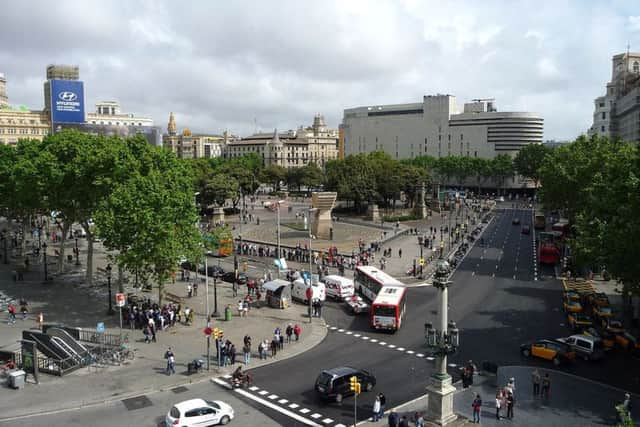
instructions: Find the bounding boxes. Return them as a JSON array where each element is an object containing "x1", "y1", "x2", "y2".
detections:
[
  {"x1": 356, "y1": 266, "x2": 404, "y2": 287},
  {"x1": 372, "y1": 286, "x2": 406, "y2": 305}
]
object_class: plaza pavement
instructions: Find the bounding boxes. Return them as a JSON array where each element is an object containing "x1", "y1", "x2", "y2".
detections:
[{"x1": 0, "y1": 238, "x2": 327, "y2": 421}]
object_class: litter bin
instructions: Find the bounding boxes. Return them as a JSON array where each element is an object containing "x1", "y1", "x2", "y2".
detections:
[
  {"x1": 224, "y1": 306, "x2": 232, "y2": 321},
  {"x1": 8, "y1": 370, "x2": 25, "y2": 389}
]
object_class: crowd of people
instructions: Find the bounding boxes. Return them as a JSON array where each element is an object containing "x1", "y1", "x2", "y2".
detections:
[{"x1": 122, "y1": 297, "x2": 195, "y2": 344}]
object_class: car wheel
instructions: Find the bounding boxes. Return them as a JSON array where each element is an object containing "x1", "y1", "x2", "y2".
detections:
[
  {"x1": 552, "y1": 356, "x2": 561, "y2": 366},
  {"x1": 522, "y1": 348, "x2": 531, "y2": 357},
  {"x1": 335, "y1": 393, "x2": 343, "y2": 404},
  {"x1": 219, "y1": 415, "x2": 230, "y2": 425},
  {"x1": 365, "y1": 382, "x2": 373, "y2": 392}
]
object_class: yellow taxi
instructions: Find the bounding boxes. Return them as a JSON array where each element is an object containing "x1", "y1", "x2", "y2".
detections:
[
  {"x1": 586, "y1": 292, "x2": 609, "y2": 307},
  {"x1": 563, "y1": 300, "x2": 583, "y2": 313},
  {"x1": 583, "y1": 327, "x2": 615, "y2": 350},
  {"x1": 520, "y1": 339, "x2": 576, "y2": 366},
  {"x1": 592, "y1": 305, "x2": 613, "y2": 322},
  {"x1": 615, "y1": 332, "x2": 640, "y2": 354},
  {"x1": 567, "y1": 313, "x2": 593, "y2": 332}
]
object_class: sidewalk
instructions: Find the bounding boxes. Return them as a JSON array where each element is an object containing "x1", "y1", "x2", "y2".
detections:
[{"x1": 0, "y1": 259, "x2": 327, "y2": 421}]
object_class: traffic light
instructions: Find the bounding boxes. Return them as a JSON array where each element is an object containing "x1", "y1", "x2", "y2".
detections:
[
  {"x1": 349, "y1": 376, "x2": 361, "y2": 394},
  {"x1": 213, "y1": 328, "x2": 223, "y2": 340}
]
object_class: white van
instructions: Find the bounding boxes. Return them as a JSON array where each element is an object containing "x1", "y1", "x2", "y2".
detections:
[
  {"x1": 323, "y1": 275, "x2": 354, "y2": 301},
  {"x1": 292, "y1": 278, "x2": 326, "y2": 303}
]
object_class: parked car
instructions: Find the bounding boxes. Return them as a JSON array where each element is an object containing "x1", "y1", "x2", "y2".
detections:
[
  {"x1": 520, "y1": 339, "x2": 576, "y2": 366},
  {"x1": 585, "y1": 292, "x2": 609, "y2": 307},
  {"x1": 292, "y1": 278, "x2": 326, "y2": 303},
  {"x1": 615, "y1": 332, "x2": 640, "y2": 354},
  {"x1": 603, "y1": 319, "x2": 625, "y2": 334},
  {"x1": 521, "y1": 225, "x2": 530, "y2": 234},
  {"x1": 567, "y1": 313, "x2": 594, "y2": 332},
  {"x1": 563, "y1": 300, "x2": 583, "y2": 313},
  {"x1": 592, "y1": 305, "x2": 614, "y2": 322},
  {"x1": 166, "y1": 398, "x2": 234, "y2": 426},
  {"x1": 556, "y1": 334, "x2": 605, "y2": 361},
  {"x1": 315, "y1": 367, "x2": 376, "y2": 402},
  {"x1": 221, "y1": 271, "x2": 248, "y2": 285}
]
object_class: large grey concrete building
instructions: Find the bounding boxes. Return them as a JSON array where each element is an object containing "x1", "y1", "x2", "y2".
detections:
[
  {"x1": 342, "y1": 95, "x2": 543, "y2": 160},
  {"x1": 589, "y1": 52, "x2": 640, "y2": 143}
]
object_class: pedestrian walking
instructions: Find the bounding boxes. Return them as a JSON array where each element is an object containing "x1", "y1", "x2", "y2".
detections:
[
  {"x1": 164, "y1": 347, "x2": 175, "y2": 375},
  {"x1": 270, "y1": 338, "x2": 278, "y2": 358},
  {"x1": 294, "y1": 324, "x2": 301, "y2": 341},
  {"x1": 37, "y1": 312, "x2": 44, "y2": 331},
  {"x1": 532, "y1": 369, "x2": 541, "y2": 397},
  {"x1": 187, "y1": 283, "x2": 192, "y2": 298},
  {"x1": 495, "y1": 390, "x2": 502, "y2": 420},
  {"x1": 619, "y1": 393, "x2": 632, "y2": 420},
  {"x1": 193, "y1": 282, "x2": 198, "y2": 296},
  {"x1": 398, "y1": 415, "x2": 409, "y2": 427},
  {"x1": 506, "y1": 392, "x2": 514, "y2": 419},
  {"x1": 243, "y1": 342, "x2": 251, "y2": 365},
  {"x1": 379, "y1": 392, "x2": 386, "y2": 418},
  {"x1": 143, "y1": 325, "x2": 151, "y2": 343},
  {"x1": 7, "y1": 303, "x2": 16, "y2": 324},
  {"x1": 286, "y1": 324, "x2": 293, "y2": 343},
  {"x1": 372, "y1": 396, "x2": 382, "y2": 422},
  {"x1": 472, "y1": 393, "x2": 482, "y2": 423},
  {"x1": 541, "y1": 373, "x2": 551, "y2": 399},
  {"x1": 506, "y1": 377, "x2": 516, "y2": 397}
]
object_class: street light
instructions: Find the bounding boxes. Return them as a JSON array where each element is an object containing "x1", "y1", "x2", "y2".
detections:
[
  {"x1": 42, "y1": 242, "x2": 48, "y2": 281},
  {"x1": 307, "y1": 208, "x2": 318, "y2": 323},
  {"x1": 106, "y1": 263, "x2": 114, "y2": 315},
  {"x1": 74, "y1": 237, "x2": 80, "y2": 266},
  {"x1": 424, "y1": 259, "x2": 458, "y2": 425},
  {"x1": 212, "y1": 271, "x2": 220, "y2": 318}
]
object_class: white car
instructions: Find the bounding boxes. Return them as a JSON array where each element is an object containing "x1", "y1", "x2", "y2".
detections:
[{"x1": 166, "y1": 398, "x2": 234, "y2": 426}]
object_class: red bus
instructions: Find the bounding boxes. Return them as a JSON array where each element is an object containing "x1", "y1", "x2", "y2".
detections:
[
  {"x1": 371, "y1": 285, "x2": 407, "y2": 331},
  {"x1": 354, "y1": 266, "x2": 405, "y2": 303},
  {"x1": 539, "y1": 243, "x2": 561, "y2": 264}
]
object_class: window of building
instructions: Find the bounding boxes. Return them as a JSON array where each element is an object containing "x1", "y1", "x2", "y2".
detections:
[
  {"x1": 448, "y1": 142, "x2": 451, "y2": 149},
  {"x1": 395, "y1": 152, "x2": 398, "y2": 158},
  {"x1": 424, "y1": 137, "x2": 427, "y2": 145},
  {"x1": 474, "y1": 151, "x2": 478, "y2": 157},
  {"x1": 438, "y1": 135, "x2": 441, "y2": 141},
  {"x1": 634, "y1": 61, "x2": 639, "y2": 73},
  {"x1": 460, "y1": 134, "x2": 463, "y2": 140},
  {"x1": 467, "y1": 151, "x2": 470, "y2": 156},
  {"x1": 601, "y1": 125, "x2": 606, "y2": 132},
  {"x1": 599, "y1": 102, "x2": 605, "y2": 108},
  {"x1": 602, "y1": 112, "x2": 606, "y2": 119},
  {"x1": 448, "y1": 134, "x2": 451, "y2": 141}
]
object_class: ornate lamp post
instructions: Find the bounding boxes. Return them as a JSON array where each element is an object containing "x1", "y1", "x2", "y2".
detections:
[
  {"x1": 106, "y1": 264, "x2": 114, "y2": 315},
  {"x1": 42, "y1": 242, "x2": 48, "y2": 281},
  {"x1": 212, "y1": 271, "x2": 220, "y2": 318},
  {"x1": 424, "y1": 259, "x2": 459, "y2": 425}
]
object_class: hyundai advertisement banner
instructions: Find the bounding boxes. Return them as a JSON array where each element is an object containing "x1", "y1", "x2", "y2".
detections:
[{"x1": 50, "y1": 79, "x2": 85, "y2": 124}]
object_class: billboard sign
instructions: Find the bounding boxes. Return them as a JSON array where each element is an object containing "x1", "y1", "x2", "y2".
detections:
[{"x1": 50, "y1": 79, "x2": 85, "y2": 124}]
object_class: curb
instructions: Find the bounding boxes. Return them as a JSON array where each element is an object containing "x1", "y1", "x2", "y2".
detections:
[{"x1": 0, "y1": 318, "x2": 328, "y2": 422}]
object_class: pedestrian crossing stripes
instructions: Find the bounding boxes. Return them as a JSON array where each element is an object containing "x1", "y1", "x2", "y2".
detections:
[
  {"x1": 326, "y1": 325, "x2": 432, "y2": 361},
  {"x1": 213, "y1": 377, "x2": 340, "y2": 427}
]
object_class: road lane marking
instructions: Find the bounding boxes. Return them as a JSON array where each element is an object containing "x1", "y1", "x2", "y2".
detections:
[
  {"x1": 233, "y1": 388, "x2": 320, "y2": 427},
  {"x1": 379, "y1": 341, "x2": 387, "y2": 346},
  {"x1": 329, "y1": 327, "x2": 337, "y2": 330},
  {"x1": 268, "y1": 394, "x2": 278, "y2": 400},
  {"x1": 388, "y1": 344, "x2": 396, "y2": 348},
  {"x1": 346, "y1": 331, "x2": 353, "y2": 335},
  {"x1": 289, "y1": 403, "x2": 300, "y2": 409},
  {"x1": 416, "y1": 353, "x2": 425, "y2": 358},
  {"x1": 258, "y1": 390, "x2": 269, "y2": 395},
  {"x1": 300, "y1": 408, "x2": 311, "y2": 414},
  {"x1": 311, "y1": 413, "x2": 322, "y2": 419},
  {"x1": 337, "y1": 329, "x2": 345, "y2": 332},
  {"x1": 354, "y1": 334, "x2": 361, "y2": 337},
  {"x1": 426, "y1": 356, "x2": 435, "y2": 361},
  {"x1": 249, "y1": 386, "x2": 259, "y2": 391},
  {"x1": 397, "y1": 347, "x2": 405, "y2": 351},
  {"x1": 278, "y1": 398, "x2": 289, "y2": 404},
  {"x1": 406, "y1": 350, "x2": 415, "y2": 354},
  {"x1": 370, "y1": 339, "x2": 378, "y2": 343},
  {"x1": 362, "y1": 336, "x2": 369, "y2": 340},
  {"x1": 322, "y1": 418, "x2": 334, "y2": 424}
]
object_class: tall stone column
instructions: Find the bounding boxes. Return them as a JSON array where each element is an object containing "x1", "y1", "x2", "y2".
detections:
[{"x1": 310, "y1": 192, "x2": 337, "y2": 240}]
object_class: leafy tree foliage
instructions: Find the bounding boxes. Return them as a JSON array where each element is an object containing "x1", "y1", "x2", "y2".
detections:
[{"x1": 513, "y1": 143, "x2": 551, "y2": 188}]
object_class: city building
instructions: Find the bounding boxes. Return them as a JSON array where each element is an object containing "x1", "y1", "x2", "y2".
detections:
[
  {"x1": 86, "y1": 101, "x2": 153, "y2": 127},
  {"x1": 342, "y1": 95, "x2": 544, "y2": 160},
  {"x1": 163, "y1": 112, "x2": 225, "y2": 158},
  {"x1": 224, "y1": 115, "x2": 339, "y2": 168},
  {"x1": 589, "y1": 51, "x2": 640, "y2": 143},
  {"x1": 0, "y1": 72, "x2": 50, "y2": 145},
  {"x1": 43, "y1": 64, "x2": 80, "y2": 114}
]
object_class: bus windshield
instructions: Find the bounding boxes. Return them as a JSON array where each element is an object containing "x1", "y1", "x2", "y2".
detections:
[{"x1": 373, "y1": 305, "x2": 396, "y2": 317}]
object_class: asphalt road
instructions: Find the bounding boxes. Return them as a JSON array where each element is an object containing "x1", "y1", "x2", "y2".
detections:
[
  {"x1": 0, "y1": 379, "x2": 282, "y2": 427},
  {"x1": 213, "y1": 207, "x2": 640, "y2": 426}
]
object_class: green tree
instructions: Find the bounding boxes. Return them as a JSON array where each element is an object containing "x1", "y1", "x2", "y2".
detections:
[
  {"x1": 285, "y1": 167, "x2": 304, "y2": 192},
  {"x1": 260, "y1": 164, "x2": 287, "y2": 191},
  {"x1": 201, "y1": 173, "x2": 239, "y2": 207},
  {"x1": 513, "y1": 143, "x2": 551, "y2": 189},
  {"x1": 490, "y1": 154, "x2": 515, "y2": 194},
  {"x1": 300, "y1": 163, "x2": 324, "y2": 194},
  {"x1": 95, "y1": 145, "x2": 200, "y2": 305}
]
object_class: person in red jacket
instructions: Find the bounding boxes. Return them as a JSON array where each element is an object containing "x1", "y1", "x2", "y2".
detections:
[{"x1": 293, "y1": 324, "x2": 301, "y2": 341}]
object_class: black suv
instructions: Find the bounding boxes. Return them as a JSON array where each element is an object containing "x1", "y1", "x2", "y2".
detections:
[
  {"x1": 315, "y1": 367, "x2": 376, "y2": 402},
  {"x1": 221, "y1": 271, "x2": 248, "y2": 285}
]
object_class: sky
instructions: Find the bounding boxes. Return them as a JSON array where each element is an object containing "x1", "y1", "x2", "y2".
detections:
[{"x1": 1, "y1": 0, "x2": 639, "y2": 140}]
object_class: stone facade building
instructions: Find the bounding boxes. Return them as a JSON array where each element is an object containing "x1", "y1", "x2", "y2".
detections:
[{"x1": 162, "y1": 112, "x2": 225, "y2": 158}]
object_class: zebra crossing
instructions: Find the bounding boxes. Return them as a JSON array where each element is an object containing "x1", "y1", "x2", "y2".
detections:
[{"x1": 212, "y1": 376, "x2": 346, "y2": 427}]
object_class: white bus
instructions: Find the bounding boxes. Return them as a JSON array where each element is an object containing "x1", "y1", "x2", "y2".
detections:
[{"x1": 354, "y1": 266, "x2": 404, "y2": 303}]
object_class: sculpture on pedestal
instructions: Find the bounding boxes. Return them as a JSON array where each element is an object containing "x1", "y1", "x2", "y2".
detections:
[{"x1": 310, "y1": 192, "x2": 337, "y2": 240}]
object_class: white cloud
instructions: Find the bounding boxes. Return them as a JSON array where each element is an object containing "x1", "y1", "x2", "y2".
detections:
[{"x1": 0, "y1": 0, "x2": 639, "y2": 141}]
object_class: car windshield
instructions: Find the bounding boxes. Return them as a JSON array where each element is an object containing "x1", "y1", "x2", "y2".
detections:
[
  {"x1": 316, "y1": 372, "x2": 333, "y2": 387},
  {"x1": 205, "y1": 400, "x2": 220, "y2": 410}
]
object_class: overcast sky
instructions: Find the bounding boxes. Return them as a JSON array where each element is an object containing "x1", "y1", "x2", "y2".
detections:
[{"x1": 1, "y1": 0, "x2": 639, "y2": 140}]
